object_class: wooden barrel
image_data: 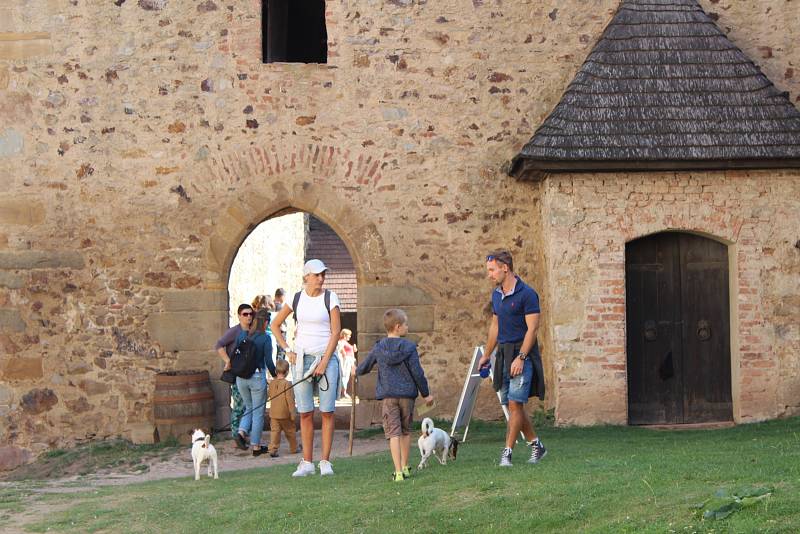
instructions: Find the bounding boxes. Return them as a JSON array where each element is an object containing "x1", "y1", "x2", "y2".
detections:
[{"x1": 154, "y1": 370, "x2": 216, "y2": 444}]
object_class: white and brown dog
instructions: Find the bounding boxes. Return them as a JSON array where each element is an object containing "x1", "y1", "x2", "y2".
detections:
[
  {"x1": 417, "y1": 418, "x2": 458, "y2": 469},
  {"x1": 190, "y1": 429, "x2": 218, "y2": 481}
]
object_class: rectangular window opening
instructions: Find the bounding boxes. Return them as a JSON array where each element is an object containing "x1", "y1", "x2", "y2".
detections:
[{"x1": 262, "y1": 0, "x2": 328, "y2": 64}]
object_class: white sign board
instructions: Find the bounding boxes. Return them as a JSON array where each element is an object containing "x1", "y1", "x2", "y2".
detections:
[
  {"x1": 449, "y1": 347, "x2": 484, "y2": 441},
  {"x1": 450, "y1": 346, "x2": 519, "y2": 442}
]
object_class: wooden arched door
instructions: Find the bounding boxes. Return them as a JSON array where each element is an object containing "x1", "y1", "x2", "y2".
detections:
[{"x1": 625, "y1": 232, "x2": 732, "y2": 425}]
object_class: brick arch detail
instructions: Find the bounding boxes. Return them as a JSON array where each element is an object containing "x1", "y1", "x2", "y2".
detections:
[
  {"x1": 202, "y1": 143, "x2": 386, "y2": 189},
  {"x1": 201, "y1": 143, "x2": 390, "y2": 287},
  {"x1": 622, "y1": 220, "x2": 744, "y2": 247}
]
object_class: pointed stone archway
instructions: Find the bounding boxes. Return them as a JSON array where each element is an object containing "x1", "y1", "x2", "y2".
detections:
[{"x1": 145, "y1": 145, "x2": 436, "y2": 430}]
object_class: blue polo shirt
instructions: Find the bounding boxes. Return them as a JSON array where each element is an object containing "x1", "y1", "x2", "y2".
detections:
[{"x1": 492, "y1": 276, "x2": 541, "y2": 349}]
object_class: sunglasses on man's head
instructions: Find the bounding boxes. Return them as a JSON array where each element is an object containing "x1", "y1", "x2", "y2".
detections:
[
  {"x1": 240, "y1": 312, "x2": 253, "y2": 317},
  {"x1": 486, "y1": 254, "x2": 511, "y2": 265}
]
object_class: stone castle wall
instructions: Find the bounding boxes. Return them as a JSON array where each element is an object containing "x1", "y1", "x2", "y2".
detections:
[{"x1": 0, "y1": 1, "x2": 799, "y2": 466}]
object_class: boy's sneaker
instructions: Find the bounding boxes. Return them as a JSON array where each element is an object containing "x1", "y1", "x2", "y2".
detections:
[
  {"x1": 393, "y1": 471, "x2": 404, "y2": 482},
  {"x1": 291, "y1": 460, "x2": 315, "y2": 477},
  {"x1": 402, "y1": 466, "x2": 411, "y2": 479},
  {"x1": 499, "y1": 447, "x2": 513, "y2": 467},
  {"x1": 319, "y1": 460, "x2": 334, "y2": 476},
  {"x1": 528, "y1": 439, "x2": 547, "y2": 464}
]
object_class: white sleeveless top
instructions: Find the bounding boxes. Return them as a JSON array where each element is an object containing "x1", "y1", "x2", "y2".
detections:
[{"x1": 292, "y1": 290, "x2": 340, "y2": 355}]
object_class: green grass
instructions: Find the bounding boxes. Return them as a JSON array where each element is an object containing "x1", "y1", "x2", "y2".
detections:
[{"x1": 15, "y1": 417, "x2": 800, "y2": 533}]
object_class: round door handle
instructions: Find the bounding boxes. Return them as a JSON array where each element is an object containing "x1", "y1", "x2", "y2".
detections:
[{"x1": 697, "y1": 320, "x2": 711, "y2": 341}]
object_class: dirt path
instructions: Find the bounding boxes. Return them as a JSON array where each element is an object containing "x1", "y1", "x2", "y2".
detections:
[
  {"x1": 0, "y1": 432, "x2": 386, "y2": 533},
  {"x1": 31, "y1": 431, "x2": 385, "y2": 491}
]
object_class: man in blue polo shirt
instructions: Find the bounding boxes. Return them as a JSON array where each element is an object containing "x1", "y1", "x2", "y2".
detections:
[{"x1": 478, "y1": 250, "x2": 547, "y2": 467}]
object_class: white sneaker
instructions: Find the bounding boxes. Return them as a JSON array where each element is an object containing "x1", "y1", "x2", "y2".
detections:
[
  {"x1": 499, "y1": 447, "x2": 513, "y2": 467},
  {"x1": 291, "y1": 460, "x2": 315, "y2": 477},
  {"x1": 319, "y1": 460, "x2": 334, "y2": 476}
]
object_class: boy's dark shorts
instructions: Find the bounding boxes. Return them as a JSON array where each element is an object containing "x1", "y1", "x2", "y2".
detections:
[{"x1": 381, "y1": 397, "x2": 415, "y2": 439}]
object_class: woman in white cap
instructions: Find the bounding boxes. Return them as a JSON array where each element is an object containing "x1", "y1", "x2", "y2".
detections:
[{"x1": 271, "y1": 258, "x2": 342, "y2": 477}]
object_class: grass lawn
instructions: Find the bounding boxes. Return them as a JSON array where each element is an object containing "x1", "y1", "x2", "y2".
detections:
[{"x1": 11, "y1": 417, "x2": 800, "y2": 533}]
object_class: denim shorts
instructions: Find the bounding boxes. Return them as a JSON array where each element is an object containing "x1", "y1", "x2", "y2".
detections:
[
  {"x1": 294, "y1": 352, "x2": 340, "y2": 414},
  {"x1": 498, "y1": 357, "x2": 533, "y2": 405}
]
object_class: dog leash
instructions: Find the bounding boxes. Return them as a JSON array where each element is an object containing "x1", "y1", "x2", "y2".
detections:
[{"x1": 211, "y1": 372, "x2": 329, "y2": 436}]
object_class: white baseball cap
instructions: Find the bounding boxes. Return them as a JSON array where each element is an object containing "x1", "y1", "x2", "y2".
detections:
[{"x1": 303, "y1": 259, "x2": 328, "y2": 276}]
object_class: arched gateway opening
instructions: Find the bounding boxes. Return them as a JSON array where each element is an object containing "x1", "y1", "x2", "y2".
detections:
[
  {"x1": 221, "y1": 210, "x2": 359, "y2": 430},
  {"x1": 625, "y1": 232, "x2": 732, "y2": 425},
  {"x1": 228, "y1": 210, "x2": 358, "y2": 339}
]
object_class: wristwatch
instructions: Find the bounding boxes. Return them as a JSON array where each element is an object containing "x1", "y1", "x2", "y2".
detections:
[{"x1": 516, "y1": 352, "x2": 529, "y2": 361}]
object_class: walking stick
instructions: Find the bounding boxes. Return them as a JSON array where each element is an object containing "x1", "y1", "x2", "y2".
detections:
[{"x1": 348, "y1": 357, "x2": 357, "y2": 456}]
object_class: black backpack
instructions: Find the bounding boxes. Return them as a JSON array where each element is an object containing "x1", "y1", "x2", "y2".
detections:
[{"x1": 230, "y1": 334, "x2": 260, "y2": 379}]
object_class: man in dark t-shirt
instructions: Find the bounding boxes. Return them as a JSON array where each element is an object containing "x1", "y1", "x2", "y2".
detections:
[{"x1": 478, "y1": 250, "x2": 547, "y2": 467}]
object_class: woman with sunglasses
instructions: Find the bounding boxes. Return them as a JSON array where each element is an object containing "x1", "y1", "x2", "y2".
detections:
[
  {"x1": 233, "y1": 308, "x2": 275, "y2": 456},
  {"x1": 271, "y1": 259, "x2": 342, "y2": 477},
  {"x1": 215, "y1": 303, "x2": 255, "y2": 444}
]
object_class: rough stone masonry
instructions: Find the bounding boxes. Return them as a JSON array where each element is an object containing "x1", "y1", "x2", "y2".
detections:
[{"x1": 0, "y1": 1, "x2": 798, "y2": 468}]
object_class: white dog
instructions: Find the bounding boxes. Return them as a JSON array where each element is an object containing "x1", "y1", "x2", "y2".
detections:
[
  {"x1": 417, "y1": 418, "x2": 458, "y2": 469},
  {"x1": 190, "y1": 429, "x2": 218, "y2": 481}
]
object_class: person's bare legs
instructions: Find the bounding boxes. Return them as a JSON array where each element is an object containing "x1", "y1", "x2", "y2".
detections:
[
  {"x1": 389, "y1": 436, "x2": 403, "y2": 472},
  {"x1": 506, "y1": 400, "x2": 536, "y2": 449},
  {"x1": 300, "y1": 412, "x2": 314, "y2": 462},
  {"x1": 400, "y1": 434, "x2": 411, "y2": 468},
  {"x1": 321, "y1": 412, "x2": 334, "y2": 461}
]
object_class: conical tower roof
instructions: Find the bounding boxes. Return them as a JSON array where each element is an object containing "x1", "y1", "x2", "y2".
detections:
[{"x1": 510, "y1": 0, "x2": 800, "y2": 179}]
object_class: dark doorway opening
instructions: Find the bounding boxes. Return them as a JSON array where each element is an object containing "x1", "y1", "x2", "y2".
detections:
[
  {"x1": 262, "y1": 0, "x2": 328, "y2": 64},
  {"x1": 626, "y1": 232, "x2": 732, "y2": 425}
]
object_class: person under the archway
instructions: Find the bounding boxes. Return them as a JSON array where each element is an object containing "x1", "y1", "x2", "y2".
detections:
[
  {"x1": 235, "y1": 308, "x2": 276, "y2": 456},
  {"x1": 273, "y1": 288, "x2": 288, "y2": 360},
  {"x1": 251, "y1": 294, "x2": 275, "y2": 313},
  {"x1": 337, "y1": 328, "x2": 357, "y2": 399},
  {"x1": 271, "y1": 259, "x2": 342, "y2": 477},
  {"x1": 478, "y1": 250, "x2": 547, "y2": 467},
  {"x1": 252, "y1": 294, "x2": 276, "y2": 359},
  {"x1": 214, "y1": 303, "x2": 253, "y2": 443}
]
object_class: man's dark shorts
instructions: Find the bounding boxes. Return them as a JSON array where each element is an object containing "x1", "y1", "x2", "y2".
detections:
[{"x1": 382, "y1": 397, "x2": 415, "y2": 439}]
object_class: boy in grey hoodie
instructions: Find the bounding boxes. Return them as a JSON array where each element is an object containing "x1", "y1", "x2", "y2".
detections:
[{"x1": 355, "y1": 308, "x2": 433, "y2": 482}]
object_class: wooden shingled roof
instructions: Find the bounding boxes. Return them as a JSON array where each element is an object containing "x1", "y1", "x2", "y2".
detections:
[
  {"x1": 510, "y1": 0, "x2": 800, "y2": 180},
  {"x1": 306, "y1": 216, "x2": 358, "y2": 312}
]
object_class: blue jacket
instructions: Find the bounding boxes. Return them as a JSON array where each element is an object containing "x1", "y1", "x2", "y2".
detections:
[{"x1": 356, "y1": 337, "x2": 429, "y2": 399}]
